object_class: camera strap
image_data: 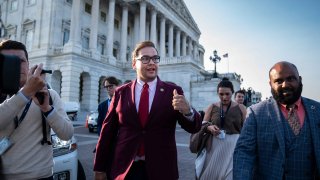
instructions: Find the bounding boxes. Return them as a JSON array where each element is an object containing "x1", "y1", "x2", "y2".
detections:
[
  {"x1": 14, "y1": 100, "x2": 32, "y2": 129},
  {"x1": 41, "y1": 93, "x2": 53, "y2": 145},
  {"x1": 220, "y1": 102, "x2": 231, "y2": 129}
]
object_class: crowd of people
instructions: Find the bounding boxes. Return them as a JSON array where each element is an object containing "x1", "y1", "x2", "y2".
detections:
[{"x1": 1, "y1": 39, "x2": 319, "y2": 180}]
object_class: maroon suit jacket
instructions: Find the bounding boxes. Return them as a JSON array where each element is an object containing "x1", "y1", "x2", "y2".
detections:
[{"x1": 94, "y1": 77, "x2": 201, "y2": 180}]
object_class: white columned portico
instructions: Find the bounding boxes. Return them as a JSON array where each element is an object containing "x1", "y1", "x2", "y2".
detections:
[
  {"x1": 150, "y1": 8, "x2": 157, "y2": 45},
  {"x1": 175, "y1": 29, "x2": 181, "y2": 56},
  {"x1": 188, "y1": 38, "x2": 193, "y2": 56},
  {"x1": 160, "y1": 16, "x2": 166, "y2": 58},
  {"x1": 106, "y1": 0, "x2": 115, "y2": 57},
  {"x1": 134, "y1": 14, "x2": 140, "y2": 45},
  {"x1": 139, "y1": 1, "x2": 147, "y2": 42},
  {"x1": 168, "y1": 23, "x2": 174, "y2": 57},
  {"x1": 182, "y1": 33, "x2": 187, "y2": 56},
  {"x1": 68, "y1": 0, "x2": 81, "y2": 45},
  {"x1": 89, "y1": 0, "x2": 99, "y2": 52},
  {"x1": 120, "y1": 5, "x2": 128, "y2": 62}
]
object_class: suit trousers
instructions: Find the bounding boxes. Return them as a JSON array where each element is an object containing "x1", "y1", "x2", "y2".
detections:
[{"x1": 125, "y1": 161, "x2": 148, "y2": 180}]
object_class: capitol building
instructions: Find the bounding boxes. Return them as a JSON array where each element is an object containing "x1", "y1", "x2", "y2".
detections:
[{"x1": 0, "y1": 0, "x2": 245, "y2": 112}]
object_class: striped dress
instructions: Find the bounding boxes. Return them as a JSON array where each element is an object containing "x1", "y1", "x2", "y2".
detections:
[{"x1": 199, "y1": 104, "x2": 244, "y2": 180}]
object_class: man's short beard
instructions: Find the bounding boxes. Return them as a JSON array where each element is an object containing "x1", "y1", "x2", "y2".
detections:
[{"x1": 271, "y1": 82, "x2": 303, "y2": 105}]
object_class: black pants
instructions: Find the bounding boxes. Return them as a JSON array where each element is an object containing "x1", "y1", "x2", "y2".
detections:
[{"x1": 125, "y1": 161, "x2": 148, "y2": 180}]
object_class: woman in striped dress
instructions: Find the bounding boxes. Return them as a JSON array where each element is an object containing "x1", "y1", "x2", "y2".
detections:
[{"x1": 199, "y1": 78, "x2": 247, "y2": 180}]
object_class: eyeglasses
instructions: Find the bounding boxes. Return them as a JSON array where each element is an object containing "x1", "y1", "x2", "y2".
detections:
[
  {"x1": 104, "y1": 84, "x2": 115, "y2": 89},
  {"x1": 136, "y1": 55, "x2": 160, "y2": 64}
]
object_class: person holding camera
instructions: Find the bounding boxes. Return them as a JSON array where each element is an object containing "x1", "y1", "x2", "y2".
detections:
[{"x1": 0, "y1": 40, "x2": 74, "y2": 180}]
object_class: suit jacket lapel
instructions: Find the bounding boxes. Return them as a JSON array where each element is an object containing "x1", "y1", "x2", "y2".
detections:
[
  {"x1": 302, "y1": 97, "x2": 319, "y2": 146},
  {"x1": 269, "y1": 98, "x2": 285, "y2": 157},
  {"x1": 130, "y1": 80, "x2": 140, "y2": 125}
]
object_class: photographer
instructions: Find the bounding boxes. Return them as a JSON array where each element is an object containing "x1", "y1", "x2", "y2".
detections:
[{"x1": 0, "y1": 40, "x2": 74, "y2": 180}]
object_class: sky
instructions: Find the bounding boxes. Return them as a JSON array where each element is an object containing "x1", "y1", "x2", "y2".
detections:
[{"x1": 183, "y1": 0, "x2": 320, "y2": 101}]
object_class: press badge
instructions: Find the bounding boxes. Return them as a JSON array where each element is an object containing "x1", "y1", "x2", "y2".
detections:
[
  {"x1": 218, "y1": 130, "x2": 226, "y2": 140},
  {"x1": 0, "y1": 137, "x2": 13, "y2": 156}
]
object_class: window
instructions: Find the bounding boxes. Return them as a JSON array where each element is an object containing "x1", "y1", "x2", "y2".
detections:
[
  {"x1": 97, "y1": 35, "x2": 106, "y2": 55},
  {"x1": 63, "y1": 29, "x2": 70, "y2": 45},
  {"x1": 5, "y1": 24, "x2": 17, "y2": 40},
  {"x1": 66, "y1": 0, "x2": 72, "y2": 4},
  {"x1": 23, "y1": 20, "x2": 35, "y2": 51},
  {"x1": 98, "y1": 43, "x2": 105, "y2": 55},
  {"x1": 25, "y1": 30, "x2": 34, "y2": 51},
  {"x1": 82, "y1": 36, "x2": 89, "y2": 49},
  {"x1": 114, "y1": 19, "x2": 119, "y2": 29},
  {"x1": 10, "y1": 0, "x2": 18, "y2": 11},
  {"x1": 8, "y1": 34, "x2": 16, "y2": 40},
  {"x1": 62, "y1": 20, "x2": 70, "y2": 46},
  {"x1": 27, "y1": 0, "x2": 36, "y2": 5},
  {"x1": 127, "y1": 26, "x2": 131, "y2": 35},
  {"x1": 100, "y1": 12, "x2": 106, "y2": 22},
  {"x1": 85, "y1": 3, "x2": 92, "y2": 14},
  {"x1": 113, "y1": 48, "x2": 118, "y2": 59}
]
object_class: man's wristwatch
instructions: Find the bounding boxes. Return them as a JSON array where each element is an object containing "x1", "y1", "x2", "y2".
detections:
[{"x1": 183, "y1": 108, "x2": 194, "y2": 116}]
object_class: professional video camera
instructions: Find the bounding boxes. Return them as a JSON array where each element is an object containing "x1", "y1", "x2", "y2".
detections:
[
  {"x1": 0, "y1": 54, "x2": 52, "y2": 97},
  {"x1": 0, "y1": 53, "x2": 20, "y2": 95}
]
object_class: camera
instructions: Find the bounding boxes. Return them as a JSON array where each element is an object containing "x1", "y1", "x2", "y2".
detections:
[
  {"x1": 0, "y1": 54, "x2": 52, "y2": 98},
  {"x1": 35, "y1": 70, "x2": 52, "y2": 105},
  {"x1": 0, "y1": 53, "x2": 20, "y2": 94}
]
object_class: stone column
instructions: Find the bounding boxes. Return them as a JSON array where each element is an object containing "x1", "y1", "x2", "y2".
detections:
[
  {"x1": 168, "y1": 23, "x2": 173, "y2": 57},
  {"x1": 193, "y1": 41, "x2": 198, "y2": 58},
  {"x1": 150, "y1": 8, "x2": 157, "y2": 45},
  {"x1": 139, "y1": 1, "x2": 147, "y2": 42},
  {"x1": 134, "y1": 13, "x2": 140, "y2": 45},
  {"x1": 33, "y1": 0, "x2": 44, "y2": 49},
  {"x1": 88, "y1": 74, "x2": 100, "y2": 111},
  {"x1": 120, "y1": 4, "x2": 128, "y2": 62},
  {"x1": 60, "y1": 68, "x2": 80, "y2": 102},
  {"x1": 160, "y1": 16, "x2": 166, "y2": 58},
  {"x1": 182, "y1": 33, "x2": 186, "y2": 56},
  {"x1": 106, "y1": 0, "x2": 115, "y2": 57},
  {"x1": 188, "y1": 38, "x2": 193, "y2": 56},
  {"x1": 68, "y1": 0, "x2": 81, "y2": 45},
  {"x1": 89, "y1": 0, "x2": 99, "y2": 52},
  {"x1": 16, "y1": 0, "x2": 25, "y2": 40},
  {"x1": 175, "y1": 29, "x2": 181, "y2": 57}
]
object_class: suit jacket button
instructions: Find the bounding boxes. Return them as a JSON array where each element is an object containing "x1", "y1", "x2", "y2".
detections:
[{"x1": 142, "y1": 130, "x2": 146, "y2": 134}]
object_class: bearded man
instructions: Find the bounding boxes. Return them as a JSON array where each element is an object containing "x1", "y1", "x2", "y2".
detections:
[{"x1": 233, "y1": 61, "x2": 320, "y2": 180}]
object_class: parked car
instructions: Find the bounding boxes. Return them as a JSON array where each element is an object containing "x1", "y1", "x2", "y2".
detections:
[
  {"x1": 64, "y1": 101, "x2": 80, "y2": 121},
  {"x1": 52, "y1": 131, "x2": 86, "y2": 180},
  {"x1": 87, "y1": 111, "x2": 98, "y2": 133}
]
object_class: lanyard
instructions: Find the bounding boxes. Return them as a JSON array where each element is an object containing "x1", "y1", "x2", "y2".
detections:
[
  {"x1": 14, "y1": 100, "x2": 32, "y2": 129},
  {"x1": 220, "y1": 102, "x2": 231, "y2": 129}
]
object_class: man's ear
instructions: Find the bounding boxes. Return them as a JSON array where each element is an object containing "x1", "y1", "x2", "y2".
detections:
[{"x1": 132, "y1": 60, "x2": 136, "y2": 70}]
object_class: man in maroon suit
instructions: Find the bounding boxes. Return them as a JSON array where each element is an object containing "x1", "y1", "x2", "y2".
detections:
[{"x1": 94, "y1": 41, "x2": 201, "y2": 180}]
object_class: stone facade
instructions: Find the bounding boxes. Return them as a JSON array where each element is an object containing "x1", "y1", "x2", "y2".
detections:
[{"x1": 1, "y1": 0, "x2": 241, "y2": 111}]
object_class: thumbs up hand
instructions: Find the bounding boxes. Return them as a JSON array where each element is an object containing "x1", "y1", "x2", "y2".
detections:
[{"x1": 172, "y1": 89, "x2": 191, "y2": 115}]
